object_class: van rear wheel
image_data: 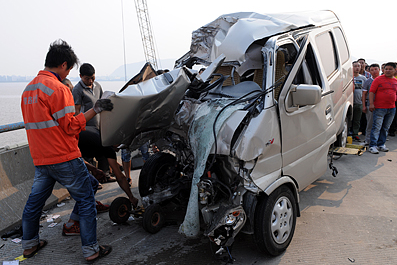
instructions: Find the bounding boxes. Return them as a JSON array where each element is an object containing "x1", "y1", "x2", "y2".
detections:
[
  {"x1": 335, "y1": 116, "x2": 348, "y2": 147},
  {"x1": 254, "y1": 186, "x2": 297, "y2": 256}
]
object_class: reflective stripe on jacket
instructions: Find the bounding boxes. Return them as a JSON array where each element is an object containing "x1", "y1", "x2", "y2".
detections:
[{"x1": 21, "y1": 71, "x2": 86, "y2": 166}]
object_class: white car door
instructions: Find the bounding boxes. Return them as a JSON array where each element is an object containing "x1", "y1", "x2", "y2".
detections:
[{"x1": 277, "y1": 35, "x2": 336, "y2": 191}]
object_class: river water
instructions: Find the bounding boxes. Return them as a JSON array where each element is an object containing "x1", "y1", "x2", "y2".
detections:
[{"x1": 0, "y1": 80, "x2": 127, "y2": 148}]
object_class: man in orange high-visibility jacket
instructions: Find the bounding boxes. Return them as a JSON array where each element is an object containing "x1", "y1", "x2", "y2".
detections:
[{"x1": 21, "y1": 40, "x2": 113, "y2": 263}]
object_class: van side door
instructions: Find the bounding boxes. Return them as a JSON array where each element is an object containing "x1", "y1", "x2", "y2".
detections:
[{"x1": 277, "y1": 34, "x2": 336, "y2": 191}]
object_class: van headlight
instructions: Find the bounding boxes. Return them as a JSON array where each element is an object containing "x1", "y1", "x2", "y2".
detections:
[{"x1": 225, "y1": 211, "x2": 241, "y2": 225}]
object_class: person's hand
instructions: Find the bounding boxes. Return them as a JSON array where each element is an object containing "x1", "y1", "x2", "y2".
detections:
[
  {"x1": 369, "y1": 104, "x2": 375, "y2": 112},
  {"x1": 92, "y1": 168, "x2": 106, "y2": 182},
  {"x1": 93, "y1": 99, "x2": 113, "y2": 113},
  {"x1": 362, "y1": 105, "x2": 367, "y2": 114}
]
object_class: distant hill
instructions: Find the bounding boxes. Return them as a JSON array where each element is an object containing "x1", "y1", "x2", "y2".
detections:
[{"x1": 110, "y1": 59, "x2": 177, "y2": 79}]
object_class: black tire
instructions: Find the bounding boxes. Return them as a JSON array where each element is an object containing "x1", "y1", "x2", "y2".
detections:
[
  {"x1": 109, "y1": 197, "x2": 131, "y2": 224},
  {"x1": 142, "y1": 203, "x2": 165, "y2": 234},
  {"x1": 253, "y1": 186, "x2": 297, "y2": 256},
  {"x1": 335, "y1": 116, "x2": 348, "y2": 147},
  {"x1": 139, "y1": 152, "x2": 177, "y2": 197}
]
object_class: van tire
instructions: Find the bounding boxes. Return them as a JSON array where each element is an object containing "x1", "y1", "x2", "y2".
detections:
[
  {"x1": 253, "y1": 186, "x2": 297, "y2": 256},
  {"x1": 138, "y1": 152, "x2": 177, "y2": 197},
  {"x1": 335, "y1": 116, "x2": 348, "y2": 147}
]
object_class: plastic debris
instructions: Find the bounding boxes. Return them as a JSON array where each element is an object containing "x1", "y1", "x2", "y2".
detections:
[
  {"x1": 48, "y1": 223, "x2": 58, "y2": 228},
  {"x1": 15, "y1": 255, "x2": 27, "y2": 262},
  {"x1": 3, "y1": 261, "x2": 19, "y2": 265},
  {"x1": 46, "y1": 214, "x2": 61, "y2": 223},
  {"x1": 0, "y1": 243, "x2": 4, "y2": 249},
  {"x1": 11, "y1": 238, "x2": 21, "y2": 244},
  {"x1": 348, "y1": 258, "x2": 355, "y2": 263},
  {"x1": 57, "y1": 202, "x2": 66, "y2": 207}
]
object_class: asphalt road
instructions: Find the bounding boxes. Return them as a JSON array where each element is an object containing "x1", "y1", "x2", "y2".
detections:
[{"x1": 1, "y1": 134, "x2": 397, "y2": 264}]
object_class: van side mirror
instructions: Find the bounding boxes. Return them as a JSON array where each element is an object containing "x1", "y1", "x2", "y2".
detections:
[
  {"x1": 285, "y1": 84, "x2": 322, "y2": 112},
  {"x1": 291, "y1": 84, "x2": 321, "y2": 106}
]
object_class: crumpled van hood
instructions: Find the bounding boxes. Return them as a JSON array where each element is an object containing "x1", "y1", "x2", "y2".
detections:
[{"x1": 189, "y1": 10, "x2": 338, "y2": 64}]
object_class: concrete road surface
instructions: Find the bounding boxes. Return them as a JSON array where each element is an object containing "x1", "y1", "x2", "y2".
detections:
[{"x1": 1, "y1": 135, "x2": 397, "y2": 264}]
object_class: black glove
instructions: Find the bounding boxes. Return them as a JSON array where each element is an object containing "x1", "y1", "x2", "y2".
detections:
[{"x1": 93, "y1": 99, "x2": 113, "y2": 113}]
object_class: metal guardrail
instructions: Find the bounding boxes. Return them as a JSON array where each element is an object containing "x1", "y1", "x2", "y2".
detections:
[{"x1": 0, "y1": 122, "x2": 25, "y2": 133}]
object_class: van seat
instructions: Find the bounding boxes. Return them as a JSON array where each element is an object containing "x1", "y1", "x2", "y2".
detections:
[
  {"x1": 274, "y1": 50, "x2": 288, "y2": 100},
  {"x1": 212, "y1": 65, "x2": 240, "y2": 86}
]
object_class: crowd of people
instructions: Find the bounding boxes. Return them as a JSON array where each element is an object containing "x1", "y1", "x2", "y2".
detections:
[{"x1": 352, "y1": 59, "x2": 397, "y2": 154}]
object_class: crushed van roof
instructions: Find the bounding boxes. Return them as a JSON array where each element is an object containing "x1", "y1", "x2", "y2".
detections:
[{"x1": 189, "y1": 10, "x2": 339, "y2": 64}]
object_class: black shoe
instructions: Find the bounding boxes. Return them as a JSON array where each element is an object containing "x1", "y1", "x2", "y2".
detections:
[
  {"x1": 353, "y1": 136, "x2": 361, "y2": 142},
  {"x1": 389, "y1": 132, "x2": 395, "y2": 136}
]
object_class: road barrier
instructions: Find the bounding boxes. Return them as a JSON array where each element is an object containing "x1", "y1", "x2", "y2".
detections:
[{"x1": 0, "y1": 143, "x2": 69, "y2": 235}]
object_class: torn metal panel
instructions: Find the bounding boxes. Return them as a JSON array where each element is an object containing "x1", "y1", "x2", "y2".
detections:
[
  {"x1": 232, "y1": 107, "x2": 283, "y2": 190},
  {"x1": 100, "y1": 68, "x2": 191, "y2": 147},
  {"x1": 119, "y1": 62, "x2": 157, "y2": 93}
]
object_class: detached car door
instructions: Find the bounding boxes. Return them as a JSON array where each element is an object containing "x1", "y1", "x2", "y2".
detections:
[{"x1": 277, "y1": 35, "x2": 336, "y2": 191}]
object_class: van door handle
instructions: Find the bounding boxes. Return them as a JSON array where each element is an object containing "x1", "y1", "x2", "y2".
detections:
[
  {"x1": 321, "y1": 90, "x2": 334, "y2": 97},
  {"x1": 325, "y1": 105, "x2": 332, "y2": 115}
]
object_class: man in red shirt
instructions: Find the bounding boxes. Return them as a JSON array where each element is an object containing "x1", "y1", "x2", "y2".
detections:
[
  {"x1": 21, "y1": 40, "x2": 113, "y2": 262},
  {"x1": 368, "y1": 62, "x2": 397, "y2": 154}
]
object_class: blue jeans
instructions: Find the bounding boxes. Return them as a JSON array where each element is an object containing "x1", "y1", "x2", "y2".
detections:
[
  {"x1": 369, "y1": 108, "x2": 396, "y2": 147},
  {"x1": 70, "y1": 173, "x2": 99, "y2": 222},
  {"x1": 22, "y1": 158, "x2": 99, "y2": 258},
  {"x1": 121, "y1": 142, "x2": 150, "y2": 162}
]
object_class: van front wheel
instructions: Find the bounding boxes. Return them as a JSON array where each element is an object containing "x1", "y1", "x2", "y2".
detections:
[{"x1": 254, "y1": 186, "x2": 297, "y2": 256}]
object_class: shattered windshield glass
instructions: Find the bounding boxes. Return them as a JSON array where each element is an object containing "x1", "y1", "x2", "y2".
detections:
[{"x1": 179, "y1": 99, "x2": 245, "y2": 237}]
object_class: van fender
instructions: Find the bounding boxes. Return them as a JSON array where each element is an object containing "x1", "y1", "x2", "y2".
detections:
[{"x1": 263, "y1": 176, "x2": 301, "y2": 217}]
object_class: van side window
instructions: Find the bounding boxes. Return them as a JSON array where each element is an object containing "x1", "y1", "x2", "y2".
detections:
[
  {"x1": 334, "y1": 27, "x2": 349, "y2": 64},
  {"x1": 301, "y1": 44, "x2": 322, "y2": 87},
  {"x1": 293, "y1": 44, "x2": 321, "y2": 89},
  {"x1": 315, "y1": 32, "x2": 338, "y2": 78},
  {"x1": 286, "y1": 44, "x2": 322, "y2": 109}
]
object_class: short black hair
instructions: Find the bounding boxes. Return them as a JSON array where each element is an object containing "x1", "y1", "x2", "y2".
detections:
[
  {"x1": 358, "y1": 58, "x2": 365, "y2": 62},
  {"x1": 385, "y1": 62, "x2": 397, "y2": 69},
  {"x1": 80, "y1": 63, "x2": 95, "y2": 76},
  {"x1": 45, "y1": 39, "x2": 79, "y2": 69},
  {"x1": 369, "y1": 63, "x2": 380, "y2": 69}
]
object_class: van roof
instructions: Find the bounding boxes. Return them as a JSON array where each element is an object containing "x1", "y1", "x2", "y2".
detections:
[{"x1": 189, "y1": 10, "x2": 339, "y2": 64}]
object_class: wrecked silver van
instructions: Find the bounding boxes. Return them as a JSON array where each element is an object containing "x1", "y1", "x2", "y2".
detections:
[{"x1": 103, "y1": 10, "x2": 353, "y2": 257}]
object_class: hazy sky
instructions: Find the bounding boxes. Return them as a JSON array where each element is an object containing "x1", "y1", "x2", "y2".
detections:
[{"x1": 1, "y1": 0, "x2": 396, "y2": 78}]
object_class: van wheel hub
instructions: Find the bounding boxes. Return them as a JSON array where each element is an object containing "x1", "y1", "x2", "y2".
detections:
[{"x1": 271, "y1": 196, "x2": 293, "y2": 244}]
